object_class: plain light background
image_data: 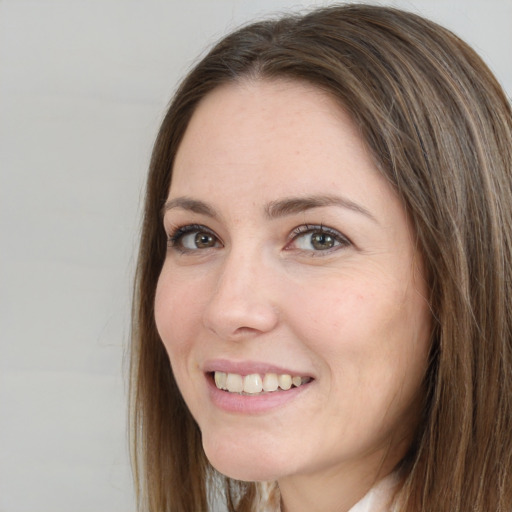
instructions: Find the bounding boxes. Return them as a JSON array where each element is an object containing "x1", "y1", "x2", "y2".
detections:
[{"x1": 0, "y1": 1, "x2": 510, "y2": 511}]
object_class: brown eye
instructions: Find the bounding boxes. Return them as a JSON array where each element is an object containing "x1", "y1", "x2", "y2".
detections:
[
  {"x1": 310, "y1": 232, "x2": 335, "y2": 250},
  {"x1": 194, "y1": 232, "x2": 216, "y2": 248},
  {"x1": 168, "y1": 225, "x2": 221, "y2": 251},
  {"x1": 289, "y1": 225, "x2": 350, "y2": 252}
]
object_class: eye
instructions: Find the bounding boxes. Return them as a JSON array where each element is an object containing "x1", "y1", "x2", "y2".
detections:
[
  {"x1": 288, "y1": 225, "x2": 350, "y2": 252},
  {"x1": 167, "y1": 224, "x2": 221, "y2": 251}
]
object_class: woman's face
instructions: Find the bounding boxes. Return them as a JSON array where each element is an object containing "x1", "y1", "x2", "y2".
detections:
[{"x1": 155, "y1": 80, "x2": 431, "y2": 489}]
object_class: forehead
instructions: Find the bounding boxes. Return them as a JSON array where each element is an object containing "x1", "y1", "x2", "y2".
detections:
[{"x1": 171, "y1": 79, "x2": 382, "y2": 200}]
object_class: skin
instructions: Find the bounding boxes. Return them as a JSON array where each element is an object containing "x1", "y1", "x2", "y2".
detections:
[{"x1": 155, "y1": 79, "x2": 432, "y2": 512}]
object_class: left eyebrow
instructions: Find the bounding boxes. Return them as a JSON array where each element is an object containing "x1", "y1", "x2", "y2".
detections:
[{"x1": 264, "y1": 194, "x2": 378, "y2": 223}]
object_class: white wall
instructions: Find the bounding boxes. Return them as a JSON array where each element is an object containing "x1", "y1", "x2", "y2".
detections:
[{"x1": 1, "y1": 1, "x2": 510, "y2": 511}]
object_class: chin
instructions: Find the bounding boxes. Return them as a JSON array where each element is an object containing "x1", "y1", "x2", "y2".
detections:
[{"x1": 202, "y1": 434, "x2": 288, "y2": 482}]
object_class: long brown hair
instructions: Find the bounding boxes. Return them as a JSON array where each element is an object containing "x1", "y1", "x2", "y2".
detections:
[{"x1": 130, "y1": 4, "x2": 512, "y2": 511}]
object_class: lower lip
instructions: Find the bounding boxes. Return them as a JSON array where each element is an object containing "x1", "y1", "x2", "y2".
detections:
[{"x1": 207, "y1": 375, "x2": 312, "y2": 414}]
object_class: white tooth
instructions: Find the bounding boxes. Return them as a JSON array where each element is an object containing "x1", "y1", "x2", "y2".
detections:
[
  {"x1": 263, "y1": 373, "x2": 279, "y2": 392},
  {"x1": 243, "y1": 374, "x2": 263, "y2": 394},
  {"x1": 278, "y1": 374, "x2": 292, "y2": 390},
  {"x1": 214, "y1": 371, "x2": 227, "y2": 390},
  {"x1": 226, "y1": 373, "x2": 243, "y2": 393},
  {"x1": 221, "y1": 372, "x2": 308, "y2": 393},
  {"x1": 292, "y1": 376, "x2": 302, "y2": 387}
]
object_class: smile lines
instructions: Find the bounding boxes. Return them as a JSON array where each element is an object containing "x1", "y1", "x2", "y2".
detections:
[{"x1": 213, "y1": 371, "x2": 312, "y2": 395}]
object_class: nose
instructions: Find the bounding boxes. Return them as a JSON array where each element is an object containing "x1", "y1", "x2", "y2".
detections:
[{"x1": 202, "y1": 251, "x2": 280, "y2": 341}]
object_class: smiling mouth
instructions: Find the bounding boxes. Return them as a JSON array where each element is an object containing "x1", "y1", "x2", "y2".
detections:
[{"x1": 212, "y1": 371, "x2": 312, "y2": 395}]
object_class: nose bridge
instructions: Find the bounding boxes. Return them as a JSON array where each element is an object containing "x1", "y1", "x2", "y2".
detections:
[{"x1": 202, "y1": 243, "x2": 279, "y2": 339}]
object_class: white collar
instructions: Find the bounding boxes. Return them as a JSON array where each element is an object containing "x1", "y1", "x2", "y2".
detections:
[
  {"x1": 258, "y1": 473, "x2": 398, "y2": 512},
  {"x1": 347, "y1": 473, "x2": 398, "y2": 512}
]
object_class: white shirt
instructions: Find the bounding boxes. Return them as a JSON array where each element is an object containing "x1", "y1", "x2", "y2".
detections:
[
  {"x1": 348, "y1": 474, "x2": 397, "y2": 512},
  {"x1": 257, "y1": 473, "x2": 397, "y2": 512}
]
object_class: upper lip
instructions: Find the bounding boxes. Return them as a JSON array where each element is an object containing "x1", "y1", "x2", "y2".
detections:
[{"x1": 202, "y1": 358, "x2": 314, "y2": 377}]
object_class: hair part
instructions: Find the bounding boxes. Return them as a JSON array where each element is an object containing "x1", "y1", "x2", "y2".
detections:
[{"x1": 130, "y1": 4, "x2": 512, "y2": 511}]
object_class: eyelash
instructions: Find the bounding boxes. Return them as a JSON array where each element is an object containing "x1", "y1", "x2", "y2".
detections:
[
  {"x1": 287, "y1": 224, "x2": 351, "y2": 253},
  {"x1": 166, "y1": 224, "x2": 220, "y2": 252},
  {"x1": 166, "y1": 223, "x2": 351, "y2": 254}
]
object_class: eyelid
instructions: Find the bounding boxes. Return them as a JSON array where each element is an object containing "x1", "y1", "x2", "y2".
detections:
[
  {"x1": 286, "y1": 224, "x2": 351, "y2": 252},
  {"x1": 166, "y1": 223, "x2": 222, "y2": 251}
]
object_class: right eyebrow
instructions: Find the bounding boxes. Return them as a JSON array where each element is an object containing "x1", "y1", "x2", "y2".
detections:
[{"x1": 161, "y1": 197, "x2": 218, "y2": 219}]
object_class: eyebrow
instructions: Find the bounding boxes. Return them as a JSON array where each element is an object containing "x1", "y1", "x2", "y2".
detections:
[
  {"x1": 162, "y1": 194, "x2": 377, "y2": 223},
  {"x1": 264, "y1": 195, "x2": 377, "y2": 222},
  {"x1": 162, "y1": 197, "x2": 218, "y2": 219}
]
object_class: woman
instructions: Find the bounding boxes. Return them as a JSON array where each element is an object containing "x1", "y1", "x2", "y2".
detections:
[{"x1": 130, "y1": 4, "x2": 512, "y2": 511}]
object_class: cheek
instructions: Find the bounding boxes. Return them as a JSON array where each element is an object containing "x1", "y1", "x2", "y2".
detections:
[
  {"x1": 154, "y1": 272, "x2": 212, "y2": 414},
  {"x1": 289, "y1": 270, "x2": 431, "y2": 393},
  {"x1": 285, "y1": 275, "x2": 384, "y2": 356},
  {"x1": 154, "y1": 270, "x2": 205, "y2": 358}
]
